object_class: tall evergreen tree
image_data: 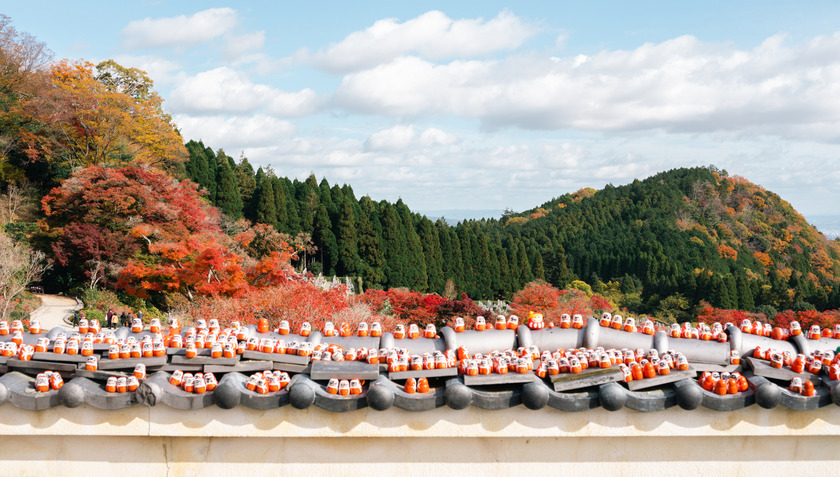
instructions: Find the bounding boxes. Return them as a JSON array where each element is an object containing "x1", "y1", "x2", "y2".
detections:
[
  {"x1": 235, "y1": 154, "x2": 257, "y2": 207},
  {"x1": 271, "y1": 176, "x2": 289, "y2": 232},
  {"x1": 397, "y1": 200, "x2": 428, "y2": 291},
  {"x1": 357, "y1": 196, "x2": 385, "y2": 288},
  {"x1": 214, "y1": 150, "x2": 243, "y2": 218},
  {"x1": 313, "y1": 204, "x2": 338, "y2": 275},
  {"x1": 336, "y1": 197, "x2": 360, "y2": 276},
  {"x1": 252, "y1": 173, "x2": 278, "y2": 228},
  {"x1": 418, "y1": 217, "x2": 444, "y2": 294},
  {"x1": 380, "y1": 202, "x2": 408, "y2": 287}
]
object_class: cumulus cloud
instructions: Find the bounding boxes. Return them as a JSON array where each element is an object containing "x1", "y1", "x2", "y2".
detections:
[
  {"x1": 112, "y1": 55, "x2": 182, "y2": 86},
  {"x1": 224, "y1": 31, "x2": 266, "y2": 60},
  {"x1": 333, "y1": 32, "x2": 840, "y2": 142},
  {"x1": 169, "y1": 67, "x2": 324, "y2": 116},
  {"x1": 307, "y1": 10, "x2": 536, "y2": 73},
  {"x1": 122, "y1": 8, "x2": 238, "y2": 49},
  {"x1": 364, "y1": 125, "x2": 459, "y2": 151},
  {"x1": 174, "y1": 114, "x2": 296, "y2": 149}
]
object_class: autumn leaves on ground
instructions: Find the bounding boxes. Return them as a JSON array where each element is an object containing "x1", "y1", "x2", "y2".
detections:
[{"x1": 2, "y1": 15, "x2": 840, "y2": 333}]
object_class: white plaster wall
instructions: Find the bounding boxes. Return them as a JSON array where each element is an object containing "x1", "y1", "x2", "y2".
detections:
[{"x1": 2, "y1": 405, "x2": 839, "y2": 476}]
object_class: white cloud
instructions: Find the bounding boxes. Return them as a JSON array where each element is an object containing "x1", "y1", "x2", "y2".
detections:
[
  {"x1": 364, "y1": 125, "x2": 459, "y2": 151},
  {"x1": 169, "y1": 67, "x2": 324, "y2": 116},
  {"x1": 308, "y1": 10, "x2": 536, "y2": 73},
  {"x1": 332, "y1": 32, "x2": 840, "y2": 142},
  {"x1": 112, "y1": 55, "x2": 182, "y2": 86},
  {"x1": 122, "y1": 8, "x2": 238, "y2": 49},
  {"x1": 224, "y1": 31, "x2": 266, "y2": 60},
  {"x1": 174, "y1": 114, "x2": 296, "y2": 149}
]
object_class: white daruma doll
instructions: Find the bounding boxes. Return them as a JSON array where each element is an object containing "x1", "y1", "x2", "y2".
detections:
[
  {"x1": 408, "y1": 324, "x2": 420, "y2": 339},
  {"x1": 78, "y1": 318, "x2": 88, "y2": 334},
  {"x1": 134, "y1": 363, "x2": 146, "y2": 380},
  {"x1": 453, "y1": 317, "x2": 465, "y2": 332},
  {"x1": 29, "y1": 318, "x2": 41, "y2": 334},
  {"x1": 35, "y1": 373, "x2": 50, "y2": 392},
  {"x1": 424, "y1": 324, "x2": 436, "y2": 339},
  {"x1": 495, "y1": 315, "x2": 507, "y2": 330},
  {"x1": 130, "y1": 318, "x2": 143, "y2": 333},
  {"x1": 370, "y1": 322, "x2": 382, "y2": 337},
  {"x1": 149, "y1": 319, "x2": 161, "y2": 333},
  {"x1": 35, "y1": 337, "x2": 49, "y2": 353},
  {"x1": 81, "y1": 340, "x2": 94, "y2": 356}
]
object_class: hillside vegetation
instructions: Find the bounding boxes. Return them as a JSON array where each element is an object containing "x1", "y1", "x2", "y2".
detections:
[{"x1": 2, "y1": 15, "x2": 839, "y2": 327}]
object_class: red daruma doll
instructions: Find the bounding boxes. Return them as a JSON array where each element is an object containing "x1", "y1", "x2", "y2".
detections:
[
  {"x1": 299, "y1": 322, "x2": 312, "y2": 337},
  {"x1": 35, "y1": 337, "x2": 49, "y2": 353},
  {"x1": 134, "y1": 363, "x2": 146, "y2": 380},
  {"x1": 475, "y1": 316, "x2": 486, "y2": 332},
  {"x1": 453, "y1": 317, "x2": 465, "y2": 333},
  {"x1": 393, "y1": 324, "x2": 406, "y2": 339},
  {"x1": 424, "y1": 324, "x2": 436, "y2": 339},
  {"x1": 507, "y1": 315, "x2": 519, "y2": 330},
  {"x1": 85, "y1": 356, "x2": 98, "y2": 372},
  {"x1": 408, "y1": 324, "x2": 420, "y2": 339},
  {"x1": 35, "y1": 373, "x2": 49, "y2": 392},
  {"x1": 29, "y1": 318, "x2": 41, "y2": 334},
  {"x1": 494, "y1": 315, "x2": 507, "y2": 330},
  {"x1": 130, "y1": 318, "x2": 143, "y2": 333},
  {"x1": 169, "y1": 370, "x2": 184, "y2": 387},
  {"x1": 370, "y1": 322, "x2": 382, "y2": 337}
]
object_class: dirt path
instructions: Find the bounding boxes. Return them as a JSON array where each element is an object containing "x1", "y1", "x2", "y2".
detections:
[{"x1": 30, "y1": 294, "x2": 80, "y2": 331}]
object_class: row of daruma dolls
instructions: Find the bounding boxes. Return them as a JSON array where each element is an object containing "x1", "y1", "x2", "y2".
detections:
[
  {"x1": 167, "y1": 370, "x2": 219, "y2": 394},
  {"x1": 753, "y1": 346, "x2": 840, "y2": 380},
  {"x1": 532, "y1": 347, "x2": 696, "y2": 381},
  {"x1": 698, "y1": 371, "x2": 751, "y2": 396},
  {"x1": 739, "y1": 319, "x2": 840, "y2": 341},
  {"x1": 597, "y1": 313, "x2": 729, "y2": 341},
  {"x1": 244, "y1": 370, "x2": 291, "y2": 394},
  {"x1": 33, "y1": 370, "x2": 64, "y2": 392}
]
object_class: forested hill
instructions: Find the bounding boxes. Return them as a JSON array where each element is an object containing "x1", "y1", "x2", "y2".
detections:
[{"x1": 184, "y1": 140, "x2": 840, "y2": 314}]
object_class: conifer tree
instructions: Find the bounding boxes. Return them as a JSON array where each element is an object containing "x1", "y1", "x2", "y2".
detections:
[
  {"x1": 418, "y1": 217, "x2": 444, "y2": 294},
  {"x1": 313, "y1": 203, "x2": 338, "y2": 275},
  {"x1": 214, "y1": 150, "x2": 243, "y2": 218},
  {"x1": 235, "y1": 154, "x2": 257, "y2": 208},
  {"x1": 271, "y1": 176, "x2": 289, "y2": 232},
  {"x1": 397, "y1": 200, "x2": 428, "y2": 291},
  {"x1": 357, "y1": 196, "x2": 385, "y2": 288},
  {"x1": 336, "y1": 197, "x2": 360, "y2": 276},
  {"x1": 379, "y1": 202, "x2": 407, "y2": 287},
  {"x1": 253, "y1": 173, "x2": 278, "y2": 228}
]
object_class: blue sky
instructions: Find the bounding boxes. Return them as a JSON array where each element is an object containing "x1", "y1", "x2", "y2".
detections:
[{"x1": 5, "y1": 2, "x2": 840, "y2": 220}]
